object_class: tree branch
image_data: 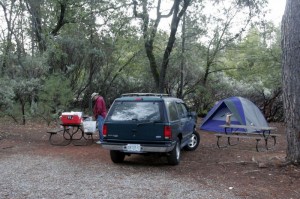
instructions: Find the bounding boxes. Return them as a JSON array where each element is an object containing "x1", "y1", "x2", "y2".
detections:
[{"x1": 50, "y1": 1, "x2": 68, "y2": 36}]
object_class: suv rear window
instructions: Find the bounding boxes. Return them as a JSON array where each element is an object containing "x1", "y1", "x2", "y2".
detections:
[{"x1": 107, "y1": 101, "x2": 163, "y2": 122}]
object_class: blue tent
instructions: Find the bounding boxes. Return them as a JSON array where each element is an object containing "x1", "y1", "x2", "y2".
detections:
[{"x1": 200, "y1": 97, "x2": 268, "y2": 133}]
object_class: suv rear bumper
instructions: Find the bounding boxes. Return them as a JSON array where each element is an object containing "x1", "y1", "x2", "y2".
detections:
[{"x1": 102, "y1": 141, "x2": 176, "y2": 153}]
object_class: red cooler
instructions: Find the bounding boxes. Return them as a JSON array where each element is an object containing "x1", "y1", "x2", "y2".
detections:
[{"x1": 61, "y1": 112, "x2": 83, "y2": 125}]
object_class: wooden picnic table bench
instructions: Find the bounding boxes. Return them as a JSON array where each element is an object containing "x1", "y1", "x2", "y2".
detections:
[
  {"x1": 47, "y1": 127, "x2": 71, "y2": 146},
  {"x1": 216, "y1": 124, "x2": 279, "y2": 152},
  {"x1": 47, "y1": 124, "x2": 95, "y2": 146}
]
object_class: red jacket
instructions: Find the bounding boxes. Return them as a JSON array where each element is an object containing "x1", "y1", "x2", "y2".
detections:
[{"x1": 93, "y1": 96, "x2": 107, "y2": 119}]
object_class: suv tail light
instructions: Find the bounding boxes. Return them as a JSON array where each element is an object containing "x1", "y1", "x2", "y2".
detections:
[
  {"x1": 164, "y1": 125, "x2": 172, "y2": 139},
  {"x1": 102, "y1": 124, "x2": 107, "y2": 137}
]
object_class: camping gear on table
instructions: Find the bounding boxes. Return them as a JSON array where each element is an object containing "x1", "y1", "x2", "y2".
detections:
[
  {"x1": 60, "y1": 112, "x2": 83, "y2": 125},
  {"x1": 200, "y1": 96, "x2": 268, "y2": 133},
  {"x1": 82, "y1": 120, "x2": 97, "y2": 133}
]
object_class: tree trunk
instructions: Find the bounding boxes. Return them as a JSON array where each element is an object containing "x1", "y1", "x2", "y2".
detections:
[
  {"x1": 133, "y1": 0, "x2": 160, "y2": 90},
  {"x1": 282, "y1": 0, "x2": 300, "y2": 164},
  {"x1": 21, "y1": 99, "x2": 26, "y2": 125},
  {"x1": 178, "y1": 12, "x2": 186, "y2": 98},
  {"x1": 0, "y1": 1, "x2": 14, "y2": 74},
  {"x1": 159, "y1": 0, "x2": 190, "y2": 93},
  {"x1": 145, "y1": 41, "x2": 160, "y2": 89},
  {"x1": 133, "y1": 0, "x2": 190, "y2": 92},
  {"x1": 25, "y1": 0, "x2": 46, "y2": 52}
]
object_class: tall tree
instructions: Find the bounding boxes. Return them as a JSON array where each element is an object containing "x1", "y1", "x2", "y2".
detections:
[
  {"x1": 0, "y1": 0, "x2": 17, "y2": 74},
  {"x1": 282, "y1": 0, "x2": 300, "y2": 164},
  {"x1": 25, "y1": 0, "x2": 46, "y2": 52},
  {"x1": 198, "y1": 0, "x2": 267, "y2": 86},
  {"x1": 133, "y1": 0, "x2": 191, "y2": 92}
]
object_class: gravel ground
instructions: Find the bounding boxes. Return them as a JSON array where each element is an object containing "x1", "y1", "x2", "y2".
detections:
[
  {"x1": 1, "y1": 120, "x2": 299, "y2": 199},
  {"x1": 0, "y1": 153, "x2": 237, "y2": 199}
]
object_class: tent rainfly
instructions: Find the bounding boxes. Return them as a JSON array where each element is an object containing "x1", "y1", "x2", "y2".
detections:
[{"x1": 200, "y1": 96, "x2": 268, "y2": 133}]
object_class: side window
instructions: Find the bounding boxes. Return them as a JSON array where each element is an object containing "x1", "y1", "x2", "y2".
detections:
[
  {"x1": 176, "y1": 103, "x2": 185, "y2": 118},
  {"x1": 181, "y1": 104, "x2": 188, "y2": 117},
  {"x1": 180, "y1": 103, "x2": 188, "y2": 117},
  {"x1": 167, "y1": 102, "x2": 179, "y2": 121}
]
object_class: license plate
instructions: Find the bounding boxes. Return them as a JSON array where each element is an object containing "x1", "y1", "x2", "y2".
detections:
[{"x1": 126, "y1": 144, "x2": 141, "y2": 152}]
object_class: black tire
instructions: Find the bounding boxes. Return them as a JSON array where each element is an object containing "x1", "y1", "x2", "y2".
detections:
[
  {"x1": 167, "y1": 138, "x2": 181, "y2": 165},
  {"x1": 184, "y1": 131, "x2": 200, "y2": 151},
  {"x1": 110, "y1": 150, "x2": 125, "y2": 163}
]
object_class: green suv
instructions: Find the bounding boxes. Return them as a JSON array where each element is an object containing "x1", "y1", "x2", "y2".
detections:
[{"x1": 102, "y1": 93, "x2": 200, "y2": 165}]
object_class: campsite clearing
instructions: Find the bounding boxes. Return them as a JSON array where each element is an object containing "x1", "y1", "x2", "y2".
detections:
[{"x1": 0, "y1": 118, "x2": 299, "y2": 199}]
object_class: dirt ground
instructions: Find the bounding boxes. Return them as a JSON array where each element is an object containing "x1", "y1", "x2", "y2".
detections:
[{"x1": 0, "y1": 118, "x2": 299, "y2": 199}]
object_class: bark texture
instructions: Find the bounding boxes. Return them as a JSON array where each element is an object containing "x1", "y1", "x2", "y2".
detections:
[{"x1": 282, "y1": 0, "x2": 300, "y2": 164}]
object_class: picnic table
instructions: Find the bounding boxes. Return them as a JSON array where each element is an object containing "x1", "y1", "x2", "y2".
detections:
[
  {"x1": 215, "y1": 124, "x2": 279, "y2": 152},
  {"x1": 47, "y1": 121, "x2": 96, "y2": 146}
]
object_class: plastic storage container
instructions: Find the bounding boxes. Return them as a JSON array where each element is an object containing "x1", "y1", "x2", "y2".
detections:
[{"x1": 82, "y1": 121, "x2": 97, "y2": 133}]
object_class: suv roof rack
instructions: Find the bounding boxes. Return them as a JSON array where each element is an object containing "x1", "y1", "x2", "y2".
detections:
[{"x1": 121, "y1": 93, "x2": 171, "y2": 97}]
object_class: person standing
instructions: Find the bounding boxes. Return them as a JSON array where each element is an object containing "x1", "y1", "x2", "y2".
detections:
[{"x1": 91, "y1": 93, "x2": 107, "y2": 144}]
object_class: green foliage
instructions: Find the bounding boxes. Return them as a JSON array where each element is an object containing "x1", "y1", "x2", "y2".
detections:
[
  {"x1": 0, "y1": 76, "x2": 42, "y2": 123},
  {"x1": 37, "y1": 74, "x2": 73, "y2": 125},
  {"x1": 0, "y1": 77, "x2": 15, "y2": 114},
  {"x1": 225, "y1": 25, "x2": 281, "y2": 92},
  {"x1": 0, "y1": 0, "x2": 282, "y2": 122}
]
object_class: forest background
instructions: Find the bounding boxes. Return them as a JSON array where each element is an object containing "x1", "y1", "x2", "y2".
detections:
[{"x1": 0, "y1": 0, "x2": 284, "y2": 125}]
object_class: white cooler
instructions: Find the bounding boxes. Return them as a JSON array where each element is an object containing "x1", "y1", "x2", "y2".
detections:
[{"x1": 82, "y1": 121, "x2": 97, "y2": 133}]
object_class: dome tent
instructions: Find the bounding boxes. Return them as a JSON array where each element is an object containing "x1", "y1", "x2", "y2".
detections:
[{"x1": 200, "y1": 97, "x2": 268, "y2": 133}]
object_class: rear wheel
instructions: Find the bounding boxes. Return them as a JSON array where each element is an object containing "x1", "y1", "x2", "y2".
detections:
[
  {"x1": 110, "y1": 150, "x2": 125, "y2": 163},
  {"x1": 167, "y1": 138, "x2": 181, "y2": 165},
  {"x1": 184, "y1": 131, "x2": 200, "y2": 151}
]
